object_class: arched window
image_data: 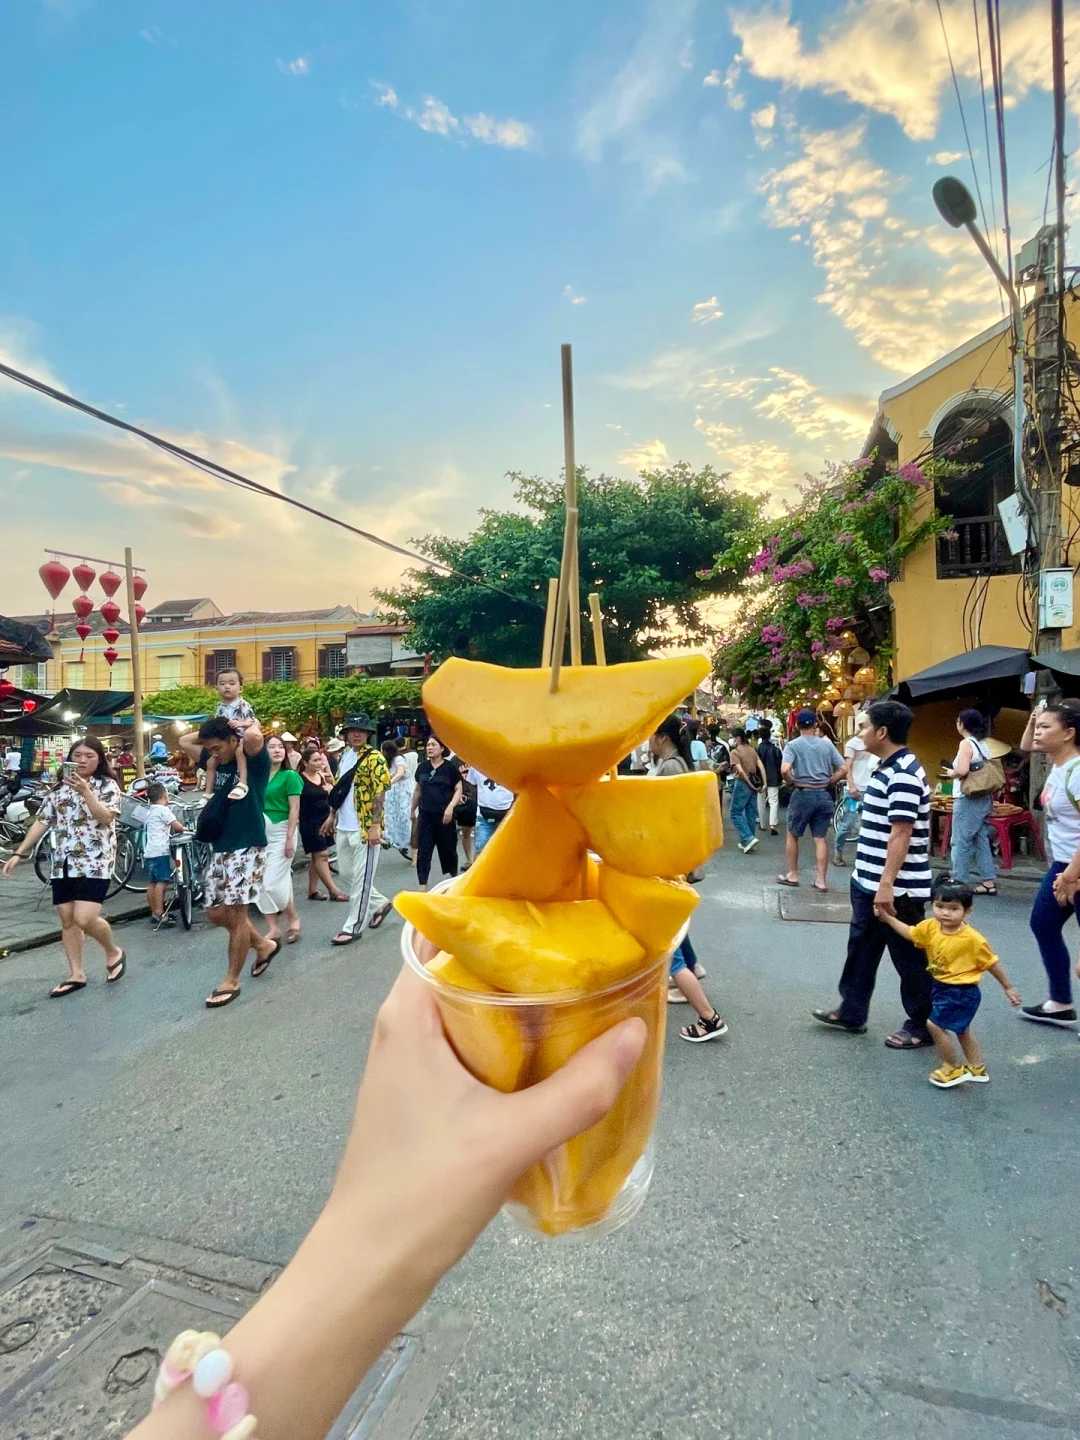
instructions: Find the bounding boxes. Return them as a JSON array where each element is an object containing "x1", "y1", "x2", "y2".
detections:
[{"x1": 934, "y1": 409, "x2": 1019, "y2": 577}]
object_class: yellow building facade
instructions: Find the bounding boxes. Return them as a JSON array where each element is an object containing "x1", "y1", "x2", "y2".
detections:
[
  {"x1": 870, "y1": 290, "x2": 1079, "y2": 765},
  {"x1": 15, "y1": 601, "x2": 364, "y2": 694}
]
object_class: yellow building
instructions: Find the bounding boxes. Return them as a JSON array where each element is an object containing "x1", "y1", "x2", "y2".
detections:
[
  {"x1": 867, "y1": 285, "x2": 1079, "y2": 763},
  {"x1": 11, "y1": 599, "x2": 365, "y2": 694}
]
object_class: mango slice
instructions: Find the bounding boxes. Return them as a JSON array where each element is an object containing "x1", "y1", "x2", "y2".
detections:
[
  {"x1": 556, "y1": 773, "x2": 722, "y2": 877},
  {"x1": 426, "y1": 951, "x2": 531, "y2": 1093},
  {"x1": 456, "y1": 786, "x2": 587, "y2": 902},
  {"x1": 526, "y1": 975, "x2": 667, "y2": 1234},
  {"x1": 395, "y1": 893, "x2": 645, "y2": 994},
  {"x1": 597, "y1": 865, "x2": 698, "y2": 957},
  {"x1": 422, "y1": 654, "x2": 709, "y2": 789}
]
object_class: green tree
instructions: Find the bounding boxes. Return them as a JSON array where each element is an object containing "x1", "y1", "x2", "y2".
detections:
[
  {"x1": 375, "y1": 465, "x2": 761, "y2": 665},
  {"x1": 141, "y1": 677, "x2": 423, "y2": 733},
  {"x1": 141, "y1": 684, "x2": 216, "y2": 717}
]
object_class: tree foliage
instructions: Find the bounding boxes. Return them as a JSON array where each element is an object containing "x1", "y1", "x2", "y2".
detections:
[
  {"x1": 375, "y1": 464, "x2": 762, "y2": 666},
  {"x1": 142, "y1": 677, "x2": 422, "y2": 732}
]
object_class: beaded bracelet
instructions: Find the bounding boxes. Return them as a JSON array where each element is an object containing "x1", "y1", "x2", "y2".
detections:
[{"x1": 153, "y1": 1329, "x2": 260, "y2": 1440}]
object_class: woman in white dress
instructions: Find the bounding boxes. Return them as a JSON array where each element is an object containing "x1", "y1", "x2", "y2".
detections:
[
  {"x1": 256, "y1": 735, "x2": 303, "y2": 944},
  {"x1": 381, "y1": 740, "x2": 414, "y2": 858}
]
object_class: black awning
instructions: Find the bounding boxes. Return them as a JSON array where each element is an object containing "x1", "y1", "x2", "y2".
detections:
[
  {"x1": 896, "y1": 645, "x2": 1031, "y2": 700},
  {"x1": 1034, "y1": 648, "x2": 1080, "y2": 679},
  {"x1": 0, "y1": 616, "x2": 54, "y2": 665},
  {"x1": 32, "y1": 687, "x2": 135, "y2": 723}
]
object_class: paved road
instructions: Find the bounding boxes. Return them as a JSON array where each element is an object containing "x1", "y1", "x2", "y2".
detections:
[{"x1": 2, "y1": 836, "x2": 1079, "y2": 1438}]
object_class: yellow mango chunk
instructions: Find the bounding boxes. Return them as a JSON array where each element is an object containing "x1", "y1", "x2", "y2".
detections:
[
  {"x1": 456, "y1": 786, "x2": 587, "y2": 902},
  {"x1": 598, "y1": 865, "x2": 698, "y2": 957},
  {"x1": 556, "y1": 772, "x2": 722, "y2": 877},
  {"x1": 395, "y1": 893, "x2": 645, "y2": 994},
  {"x1": 426, "y1": 951, "x2": 531, "y2": 1092},
  {"x1": 526, "y1": 974, "x2": 667, "y2": 1234},
  {"x1": 422, "y1": 654, "x2": 709, "y2": 790}
]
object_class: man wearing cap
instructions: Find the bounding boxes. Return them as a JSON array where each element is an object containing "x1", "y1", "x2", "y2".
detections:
[
  {"x1": 326, "y1": 714, "x2": 392, "y2": 945},
  {"x1": 778, "y1": 710, "x2": 845, "y2": 892},
  {"x1": 324, "y1": 735, "x2": 345, "y2": 775}
]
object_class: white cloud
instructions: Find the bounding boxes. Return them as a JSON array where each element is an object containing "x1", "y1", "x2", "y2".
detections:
[
  {"x1": 730, "y1": 0, "x2": 1080, "y2": 141},
  {"x1": 562, "y1": 284, "x2": 587, "y2": 306},
  {"x1": 0, "y1": 318, "x2": 64, "y2": 391},
  {"x1": 751, "y1": 102, "x2": 777, "y2": 148},
  {"x1": 690, "y1": 296, "x2": 723, "y2": 325},
  {"x1": 928, "y1": 149, "x2": 964, "y2": 165},
  {"x1": 576, "y1": 0, "x2": 696, "y2": 187},
  {"x1": 758, "y1": 120, "x2": 1000, "y2": 372},
  {"x1": 372, "y1": 82, "x2": 534, "y2": 150},
  {"x1": 277, "y1": 56, "x2": 311, "y2": 77},
  {"x1": 703, "y1": 69, "x2": 722, "y2": 87},
  {"x1": 617, "y1": 438, "x2": 670, "y2": 471}
]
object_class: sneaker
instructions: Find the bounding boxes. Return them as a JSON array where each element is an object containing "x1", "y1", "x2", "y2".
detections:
[
  {"x1": 151, "y1": 914, "x2": 176, "y2": 929},
  {"x1": 964, "y1": 1064, "x2": 990, "y2": 1083},
  {"x1": 739, "y1": 837, "x2": 760, "y2": 854},
  {"x1": 693, "y1": 963, "x2": 707, "y2": 979},
  {"x1": 1019, "y1": 1003, "x2": 1077, "y2": 1028},
  {"x1": 929, "y1": 1063, "x2": 969, "y2": 1088},
  {"x1": 667, "y1": 986, "x2": 689, "y2": 1004}
]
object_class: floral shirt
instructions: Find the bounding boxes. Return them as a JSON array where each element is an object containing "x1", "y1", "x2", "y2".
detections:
[
  {"x1": 38, "y1": 776, "x2": 121, "y2": 879},
  {"x1": 351, "y1": 747, "x2": 391, "y2": 831}
]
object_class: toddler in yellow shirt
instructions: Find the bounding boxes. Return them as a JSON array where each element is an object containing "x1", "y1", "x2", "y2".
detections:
[{"x1": 877, "y1": 878, "x2": 1020, "y2": 1088}]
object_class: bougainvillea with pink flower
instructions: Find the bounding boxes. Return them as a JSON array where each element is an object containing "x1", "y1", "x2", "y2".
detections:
[{"x1": 712, "y1": 451, "x2": 959, "y2": 707}]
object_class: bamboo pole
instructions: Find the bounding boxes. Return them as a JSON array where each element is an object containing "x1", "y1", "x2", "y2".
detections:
[
  {"x1": 123, "y1": 546, "x2": 146, "y2": 779},
  {"x1": 540, "y1": 577, "x2": 558, "y2": 665},
  {"x1": 588, "y1": 591, "x2": 606, "y2": 665},
  {"x1": 549, "y1": 344, "x2": 580, "y2": 691}
]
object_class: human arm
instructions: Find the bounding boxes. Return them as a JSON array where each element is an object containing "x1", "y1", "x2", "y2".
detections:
[
  {"x1": 443, "y1": 780, "x2": 463, "y2": 825},
  {"x1": 944, "y1": 738, "x2": 973, "y2": 780},
  {"x1": 125, "y1": 965, "x2": 645, "y2": 1440},
  {"x1": 242, "y1": 721, "x2": 265, "y2": 758},
  {"x1": 285, "y1": 791, "x2": 300, "y2": 859},
  {"x1": 1, "y1": 818, "x2": 49, "y2": 875},
  {"x1": 178, "y1": 731, "x2": 204, "y2": 761},
  {"x1": 827, "y1": 743, "x2": 846, "y2": 786},
  {"x1": 873, "y1": 905, "x2": 915, "y2": 941},
  {"x1": 986, "y1": 959, "x2": 1020, "y2": 1006}
]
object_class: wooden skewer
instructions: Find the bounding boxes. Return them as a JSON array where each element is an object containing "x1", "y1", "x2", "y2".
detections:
[
  {"x1": 550, "y1": 343, "x2": 580, "y2": 691},
  {"x1": 540, "y1": 577, "x2": 558, "y2": 665},
  {"x1": 589, "y1": 592, "x2": 618, "y2": 780}
]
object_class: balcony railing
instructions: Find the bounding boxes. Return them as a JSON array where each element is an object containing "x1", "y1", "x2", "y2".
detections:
[{"x1": 936, "y1": 516, "x2": 1020, "y2": 578}]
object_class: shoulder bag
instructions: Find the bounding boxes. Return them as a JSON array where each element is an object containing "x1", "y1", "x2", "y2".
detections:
[{"x1": 960, "y1": 739, "x2": 1005, "y2": 797}]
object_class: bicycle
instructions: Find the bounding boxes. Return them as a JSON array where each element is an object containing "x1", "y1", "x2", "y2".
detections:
[{"x1": 152, "y1": 831, "x2": 206, "y2": 930}]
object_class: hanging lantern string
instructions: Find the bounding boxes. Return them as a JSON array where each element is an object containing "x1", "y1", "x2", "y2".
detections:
[{"x1": 43, "y1": 548, "x2": 146, "y2": 574}]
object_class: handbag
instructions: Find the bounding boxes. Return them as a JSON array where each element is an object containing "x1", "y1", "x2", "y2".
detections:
[
  {"x1": 960, "y1": 741, "x2": 1005, "y2": 797},
  {"x1": 194, "y1": 786, "x2": 229, "y2": 844},
  {"x1": 328, "y1": 766, "x2": 355, "y2": 811}
]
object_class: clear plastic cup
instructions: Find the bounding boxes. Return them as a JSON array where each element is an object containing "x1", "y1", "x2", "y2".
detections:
[{"x1": 401, "y1": 903, "x2": 673, "y2": 1240}]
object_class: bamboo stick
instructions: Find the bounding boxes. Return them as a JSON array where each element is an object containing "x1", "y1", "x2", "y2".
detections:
[
  {"x1": 588, "y1": 591, "x2": 605, "y2": 665},
  {"x1": 540, "y1": 577, "x2": 558, "y2": 665},
  {"x1": 550, "y1": 343, "x2": 580, "y2": 691}
]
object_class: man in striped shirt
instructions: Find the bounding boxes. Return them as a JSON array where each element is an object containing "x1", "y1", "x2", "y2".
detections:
[{"x1": 813, "y1": 699, "x2": 934, "y2": 1048}]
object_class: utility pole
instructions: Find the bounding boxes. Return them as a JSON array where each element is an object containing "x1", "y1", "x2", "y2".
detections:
[{"x1": 123, "y1": 547, "x2": 146, "y2": 779}]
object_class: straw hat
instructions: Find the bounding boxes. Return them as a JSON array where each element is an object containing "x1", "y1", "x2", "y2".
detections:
[{"x1": 982, "y1": 736, "x2": 1012, "y2": 759}]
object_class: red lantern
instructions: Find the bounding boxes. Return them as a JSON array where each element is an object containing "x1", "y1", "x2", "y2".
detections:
[
  {"x1": 75, "y1": 621, "x2": 91, "y2": 662},
  {"x1": 132, "y1": 573, "x2": 148, "y2": 601},
  {"x1": 102, "y1": 627, "x2": 120, "y2": 645},
  {"x1": 100, "y1": 599, "x2": 121, "y2": 626},
  {"x1": 72, "y1": 593, "x2": 94, "y2": 621},
  {"x1": 72, "y1": 562, "x2": 96, "y2": 591},
  {"x1": 103, "y1": 647, "x2": 119, "y2": 667},
  {"x1": 39, "y1": 559, "x2": 71, "y2": 600},
  {"x1": 0, "y1": 677, "x2": 13, "y2": 701},
  {"x1": 99, "y1": 570, "x2": 122, "y2": 598},
  {"x1": 133, "y1": 603, "x2": 146, "y2": 626},
  {"x1": 22, "y1": 699, "x2": 37, "y2": 713}
]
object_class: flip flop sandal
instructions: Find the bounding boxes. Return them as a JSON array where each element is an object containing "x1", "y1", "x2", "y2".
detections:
[
  {"x1": 50, "y1": 979, "x2": 87, "y2": 998},
  {"x1": 330, "y1": 893, "x2": 349, "y2": 902},
  {"x1": 368, "y1": 903, "x2": 393, "y2": 930},
  {"x1": 286, "y1": 929, "x2": 301, "y2": 944},
  {"x1": 812, "y1": 883, "x2": 829, "y2": 893},
  {"x1": 227, "y1": 783, "x2": 249, "y2": 801},
  {"x1": 884, "y1": 1029, "x2": 930, "y2": 1049},
  {"x1": 812, "y1": 1008, "x2": 867, "y2": 1033},
  {"x1": 251, "y1": 938, "x2": 282, "y2": 978},
  {"x1": 331, "y1": 931, "x2": 357, "y2": 946},
  {"x1": 973, "y1": 883, "x2": 998, "y2": 895},
  {"x1": 776, "y1": 876, "x2": 800, "y2": 887},
  {"x1": 106, "y1": 951, "x2": 127, "y2": 984},
  {"x1": 307, "y1": 892, "x2": 328, "y2": 901},
  {"x1": 205, "y1": 987, "x2": 241, "y2": 1009}
]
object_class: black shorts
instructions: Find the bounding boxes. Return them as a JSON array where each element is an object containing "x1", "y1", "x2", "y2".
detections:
[{"x1": 51, "y1": 874, "x2": 110, "y2": 906}]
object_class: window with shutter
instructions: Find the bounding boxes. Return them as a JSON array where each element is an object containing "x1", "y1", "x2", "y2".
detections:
[
  {"x1": 318, "y1": 645, "x2": 347, "y2": 679},
  {"x1": 206, "y1": 650, "x2": 238, "y2": 684},
  {"x1": 265, "y1": 646, "x2": 297, "y2": 682}
]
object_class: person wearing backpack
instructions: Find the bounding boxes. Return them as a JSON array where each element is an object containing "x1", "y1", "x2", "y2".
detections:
[{"x1": 942, "y1": 709, "x2": 1003, "y2": 896}]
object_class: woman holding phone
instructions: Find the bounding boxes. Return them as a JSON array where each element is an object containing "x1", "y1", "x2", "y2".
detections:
[{"x1": 1, "y1": 736, "x2": 126, "y2": 997}]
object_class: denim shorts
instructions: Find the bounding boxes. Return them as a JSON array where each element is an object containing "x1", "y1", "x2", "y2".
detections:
[
  {"x1": 787, "y1": 788, "x2": 833, "y2": 838},
  {"x1": 669, "y1": 943, "x2": 689, "y2": 977},
  {"x1": 144, "y1": 854, "x2": 174, "y2": 884},
  {"x1": 930, "y1": 980, "x2": 982, "y2": 1035}
]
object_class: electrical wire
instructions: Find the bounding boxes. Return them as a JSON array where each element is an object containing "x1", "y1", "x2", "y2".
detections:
[
  {"x1": 984, "y1": 0, "x2": 1015, "y2": 294},
  {"x1": 936, "y1": 0, "x2": 993, "y2": 244},
  {"x1": 972, "y1": 0, "x2": 1002, "y2": 280},
  {"x1": 0, "y1": 361, "x2": 544, "y2": 615}
]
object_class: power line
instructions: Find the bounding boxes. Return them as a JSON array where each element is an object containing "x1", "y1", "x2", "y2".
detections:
[
  {"x1": 971, "y1": 0, "x2": 1003, "y2": 293},
  {"x1": 984, "y1": 0, "x2": 1015, "y2": 293},
  {"x1": 935, "y1": 0, "x2": 992, "y2": 244},
  {"x1": 0, "y1": 360, "x2": 544, "y2": 615}
]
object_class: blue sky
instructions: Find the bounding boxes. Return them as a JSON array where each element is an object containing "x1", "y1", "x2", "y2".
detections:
[{"x1": 3, "y1": 0, "x2": 1077, "y2": 615}]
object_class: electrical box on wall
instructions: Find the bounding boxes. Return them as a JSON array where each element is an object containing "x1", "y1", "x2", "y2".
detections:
[{"x1": 1038, "y1": 568, "x2": 1074, "y2": 630}]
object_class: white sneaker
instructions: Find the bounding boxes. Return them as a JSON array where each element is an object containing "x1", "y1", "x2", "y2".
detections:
[
  {"x1": 667, "y1": 986, "x2": 689, "y2": 1004},
  {"x1": 739, "y1": 837, "x2": 759, "y2": 854},
  {"x1": 693, "y1": 964, "x2": 706, "y2": 979}
]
